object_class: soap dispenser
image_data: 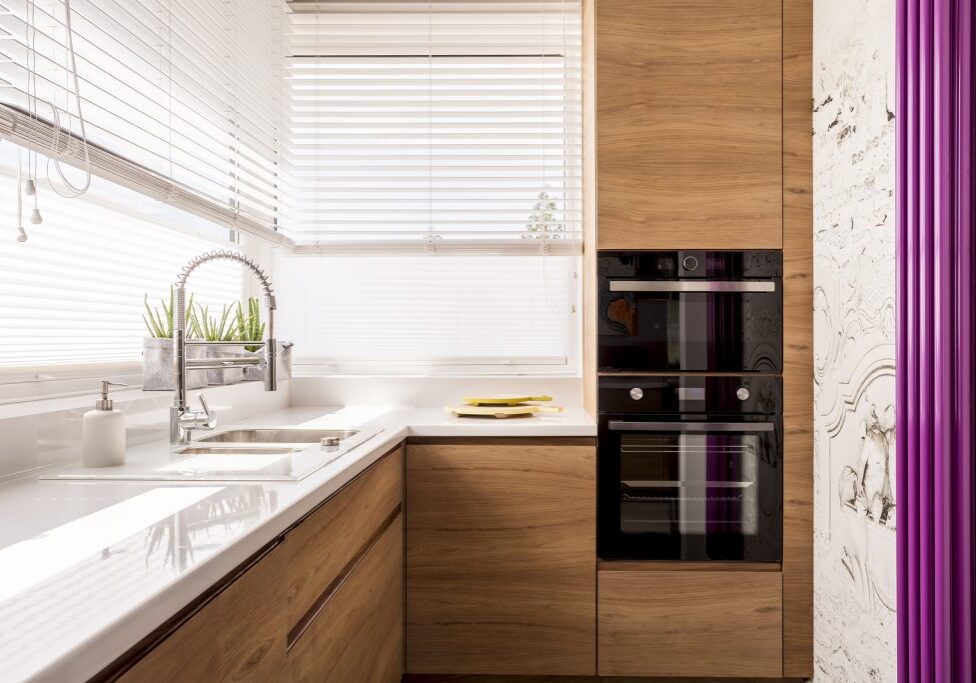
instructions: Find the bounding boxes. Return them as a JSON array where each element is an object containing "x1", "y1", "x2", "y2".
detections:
[{"x1": 83, "y1": 381, "x2": 127, "y2": 467}]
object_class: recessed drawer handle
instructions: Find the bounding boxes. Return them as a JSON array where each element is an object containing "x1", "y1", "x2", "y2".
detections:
[
  {"x1": 608, "y1": 420, "x2": 774, "y2": 433},
  {"x1": 608, "y1": 280, "x2": 777, "y2": 293}
]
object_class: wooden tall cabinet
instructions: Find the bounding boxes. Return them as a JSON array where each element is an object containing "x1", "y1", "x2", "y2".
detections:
[
  {"x1": 596, "y1": 0, "x2": 783, "y2": 250},
  {"x1": 405, "y1": 439, "x2": 597, "y2": 676}
]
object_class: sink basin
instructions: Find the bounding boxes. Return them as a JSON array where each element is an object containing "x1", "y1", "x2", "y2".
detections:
[
  {"x1": 43, "y1": 426, "x2": 384, "y2": 483},
  {"x1": 197, "y1": 428, "x2": 360, "y2": 444},
  {"x1": 174, "y1": 446, "x2": 305, "y2": 455}
]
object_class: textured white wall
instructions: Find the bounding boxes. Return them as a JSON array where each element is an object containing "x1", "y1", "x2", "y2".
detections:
[{"x1": 813, "y1": 1, "x2": 896, "y2": 681}]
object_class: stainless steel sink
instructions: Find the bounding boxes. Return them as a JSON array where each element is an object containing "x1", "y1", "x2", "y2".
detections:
[
  {"x1": 197, "y1": 428, "x2": 361, "y2": 444},
  {"x1": 43, "y1": 426, "x2": 384, "y2": 483},
  {"x1": 174, "y1": 446, "x2": 305, "y2": 455}
]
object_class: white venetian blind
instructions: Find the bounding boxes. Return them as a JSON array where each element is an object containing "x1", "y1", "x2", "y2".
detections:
[
  {"x1": 0, "y1": 0, "x2": 289, "y2": 246},
  {"x1": 0, "y1": 140, "x2": 242, "y2": 367},
  {"x1": 275, "y1": 251, "x2": 576, "y2": 370},
  {"x1": 284, "y1": 0, "x2": 582, "y2": 254}
]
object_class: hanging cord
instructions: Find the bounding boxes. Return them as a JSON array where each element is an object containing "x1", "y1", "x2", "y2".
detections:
[
  {"x1": 16, "y1": 148, "x2": 27, "y2": 242},
  {"x1": 46, "y1": 0, "x2": 92, "y2": 198}
]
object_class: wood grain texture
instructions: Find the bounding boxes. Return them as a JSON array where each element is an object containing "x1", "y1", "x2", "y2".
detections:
[
  {"x1": 596, "y1": 0, "x2": 783, "y2": 250},
  {"x1": 288, "y1": 514, "x2": 403, "y2": 683},
  {"x1": 781, "y1": 0, "x2": 814, "y2": 676},
  {"x1": 597, "y1": 571, "x2": 783, "y2": 677},
  {"x1": 597, "y1": 560, "x2": 781, "y2": 572},
  {"x1": 119, "y1": 543, "x2": 287, "y2": 683},
  {"x1": 282, "y1": 445, "x2": 402, "y2": 629},
  {"x1": 406, "y1": 442, "x2": 596, "y2": 675},
  {"x1": 405, "y1": 677, "x2": 808, "y2": 683}
]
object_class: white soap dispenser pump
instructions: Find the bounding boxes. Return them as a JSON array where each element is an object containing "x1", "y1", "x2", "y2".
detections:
[{"x1": 82, "y1": 380, "x2": 127, "y2": 467}]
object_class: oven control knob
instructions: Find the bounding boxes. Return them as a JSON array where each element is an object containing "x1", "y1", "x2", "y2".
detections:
[
  {"x1": 682, "y1": 255, "x2": 699, "y2": 271},
  {"x1": 736, "y1": 387, "x2": 750, "y2": 401},
  {"x1": 630, "y1": 387, "x2": 644, "y2": 401}
]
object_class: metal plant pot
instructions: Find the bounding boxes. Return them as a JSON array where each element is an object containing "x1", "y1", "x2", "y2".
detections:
[
  {"x1": 142, "y1": 337, "x2": 208, "y2": 391},
  {"x1": 203, "y1": 344, "x2": 246, "y2": 386}
]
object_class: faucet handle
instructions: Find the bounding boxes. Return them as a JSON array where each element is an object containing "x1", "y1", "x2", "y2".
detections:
[{"x1": 196, "y1": 393, "x2": 217, "y2": 429}]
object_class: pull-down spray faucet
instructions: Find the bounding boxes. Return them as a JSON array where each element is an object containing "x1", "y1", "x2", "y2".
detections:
[{"x1": 170, "y1": 250, "x2": 277, "y2": 444}]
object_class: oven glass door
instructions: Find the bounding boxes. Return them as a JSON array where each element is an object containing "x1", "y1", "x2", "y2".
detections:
[
  {"x1": 598, "y1": 416, "x2": 782, "y2": 561},
  {"x1": 598, "y1": 282, "x2": 782, "y2": 373}
]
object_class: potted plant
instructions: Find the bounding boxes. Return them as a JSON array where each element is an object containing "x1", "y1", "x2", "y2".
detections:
[
  {"x1": 190, "y1": 303, "x2": 246, "y2": 385},
  {"x1": 236, "y1": 297, "x2": 292, "y2": 382},
  {"x1": 141, "y1": 287, "x2": 208, "y2": 391}
]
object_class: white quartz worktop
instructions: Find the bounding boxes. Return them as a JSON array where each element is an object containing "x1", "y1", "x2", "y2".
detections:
[{"x1": 0, "y1": 406, "x2": 594, "y2": 683}]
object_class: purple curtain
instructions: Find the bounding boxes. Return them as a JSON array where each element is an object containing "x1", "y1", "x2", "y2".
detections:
[{"x1": 897, "y1": 0, "x2": 976, "y2": 681}]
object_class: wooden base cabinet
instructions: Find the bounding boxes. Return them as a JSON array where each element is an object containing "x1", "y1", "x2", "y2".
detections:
[
  {"x1": 597, "y1": 570, "x2": 783, "y2": 678},
  {"x1": 287, "y1": 514, "x2": 403, "y2": 683},
  {"x1": 116, "y1": 447, "x2": 405, "y2": 683},
  {"x1": 406, "y1": 440, "x2": 597, "y2": 676},
  {"x1": 119, "y1": 542, "x2": 288, "y2": 683}
]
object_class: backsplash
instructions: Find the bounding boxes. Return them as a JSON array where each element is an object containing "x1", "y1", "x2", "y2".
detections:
[
  {"x1": 0, "y1": 382, "x2": 290, "y2": 482},
  {"x1": 813, "y1": 0, "x2": 896, "y2": 681}
]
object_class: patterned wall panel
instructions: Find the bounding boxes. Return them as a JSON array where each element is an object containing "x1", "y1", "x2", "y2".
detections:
[{"x1": 813, "y1": 0, "x2": 896, "y2": 680}]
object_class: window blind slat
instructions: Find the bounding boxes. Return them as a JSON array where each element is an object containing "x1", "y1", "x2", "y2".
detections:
[
  {"x1": 0, "y1": 0, "x2": 287, "y2": 245},
  {"x1": 282, "y1": 0, "x2": 581, "y2": 249}
]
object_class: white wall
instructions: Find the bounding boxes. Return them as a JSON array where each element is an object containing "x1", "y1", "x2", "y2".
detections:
[{"x1": 813, "y1": 1, "x2": 896, "y2": 680}]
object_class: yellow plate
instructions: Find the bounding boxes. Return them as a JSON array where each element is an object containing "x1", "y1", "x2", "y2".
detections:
[
  {"x1": 448, "y1": 404, "x2": 563, "y2": 419},
  {"x1": 462, "y1": 394, "x2": 553, "y2": 406}
]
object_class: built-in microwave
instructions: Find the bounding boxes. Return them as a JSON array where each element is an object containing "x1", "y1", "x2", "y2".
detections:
[
  {"x1": 597, "y1": 375, "x2": 783, "y2": 562},
  {"x1": 598, "y1": 250, "x2": 783, "y2": 374}
]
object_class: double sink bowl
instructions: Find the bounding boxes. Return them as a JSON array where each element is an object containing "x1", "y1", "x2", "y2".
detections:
[{"x1": 45, "y1": 427, "x2": 385, "y2": 483}]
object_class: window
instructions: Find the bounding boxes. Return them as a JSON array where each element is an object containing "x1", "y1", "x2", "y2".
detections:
[
  {"x1": 284, "y1": 0, "x2": 582, "y2": 252},
  {"x1": 0, "y1": 0, "x2": 287, "y2": 244},
  {"x1": 279, "y1": 0, "x2": 582, "y2": 373},
  {"x1": 274, "y1": 253, "x2": 577, "y2": 373},
  {"x1": 0, "y1": 140, "x2": 241, "y2": 371}
]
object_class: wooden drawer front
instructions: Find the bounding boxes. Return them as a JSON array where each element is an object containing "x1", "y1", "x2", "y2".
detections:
[
  {"x1": 283, "y1": 446, "x2": 402, "y2": 627},
  {"x1": 406, "y1": 442, "x2": 596, "y2": 676},
  {"x1": 288, "y1": 513, "x2": 403, "y2": 683},
  {"x1": 120, "y1": 543, "x2": 287, "y2": 682},
  {"x1": 597, "y1": 0, "x2": 783, "y2": 250},
  {"x1": 598, "y1": 570, "x2": 782, "y2": 677}
]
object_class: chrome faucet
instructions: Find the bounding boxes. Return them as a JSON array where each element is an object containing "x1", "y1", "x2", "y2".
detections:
[{"x1": 170, "y1": 250, "x2": 277, "y2": 444}]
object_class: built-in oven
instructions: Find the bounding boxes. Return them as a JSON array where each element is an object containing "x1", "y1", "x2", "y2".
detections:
[
  {"x1": 598, "y1": 250, "x2": 783, "y2": 373},
  {"x1": 597, "y1": 375, "x2": 782, "y2": 562}
]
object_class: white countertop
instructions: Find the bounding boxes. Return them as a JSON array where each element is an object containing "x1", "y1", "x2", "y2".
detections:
[{"x1": 0, "y1": 406, "x2": 594, "y2": 683}]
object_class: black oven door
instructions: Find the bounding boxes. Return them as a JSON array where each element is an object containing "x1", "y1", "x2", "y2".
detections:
[
  {"x1": 597, "y1": 414, "x2": 782, "y2": 561},
  {"x1": 598, "y1": 251, "x2": 783, "y2": 373}
]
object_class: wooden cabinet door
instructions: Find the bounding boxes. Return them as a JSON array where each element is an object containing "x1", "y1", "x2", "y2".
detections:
[
  {"x1": 406, "y1": 440, "x2": 596, "y2": 676},
  {"x1": 120, "y1": 542, "x2": 287, "y2": 683},
  {"x1": 287, "y1": 514, "x2": 403, "y2": 683},
  {"x1": 597, "y1": 0, "x2": 783, "y2": 250},
  {"x1": 598, "y1": 569, "x2": 783, "y2": 677},
  {"x1": 283, "y1": 446, "x2": 403, "y2": 628}
]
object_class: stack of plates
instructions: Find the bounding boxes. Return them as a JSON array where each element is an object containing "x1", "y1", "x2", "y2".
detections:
[{"x1": 447, "y1": 395, "x2": 563, "y2": 419}]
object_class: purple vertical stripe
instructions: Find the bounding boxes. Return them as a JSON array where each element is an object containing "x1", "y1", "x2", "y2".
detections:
[
  {"x1": 896, "y1": 0, "x2": 910, "y2": 678},
  {"x1": 897, "y1": 1, "x2": 976, "y2": 680}
]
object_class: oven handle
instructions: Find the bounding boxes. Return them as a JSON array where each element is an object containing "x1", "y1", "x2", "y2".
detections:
[
  {"x1": 608, "y1": 280, "x2": 777, "y2": 293},
  {"x1": 608, "y1": 420, "x2": 775, "y2": 433}
]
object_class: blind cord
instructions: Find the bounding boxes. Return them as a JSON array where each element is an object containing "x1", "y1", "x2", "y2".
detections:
[
  {"x1": 47, "y1": 0, "x2": 92, "y2": 198},
  {"x1": 16, "y1": 0, "x2": 92, "y2": 242}
]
